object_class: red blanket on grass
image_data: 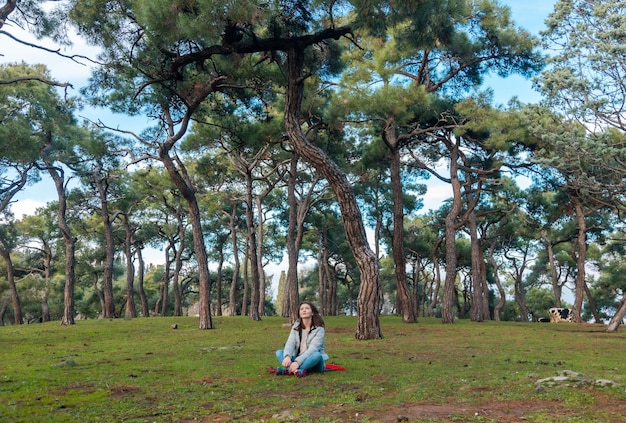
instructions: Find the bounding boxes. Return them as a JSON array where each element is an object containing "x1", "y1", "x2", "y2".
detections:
[{"x1": 267, "y1": 363, "x2": 346, "y2": 374}]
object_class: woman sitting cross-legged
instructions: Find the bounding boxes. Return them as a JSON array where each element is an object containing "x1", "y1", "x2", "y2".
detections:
[{"x1": 275, "y1": 301, "x2": 328, "y2": 377}]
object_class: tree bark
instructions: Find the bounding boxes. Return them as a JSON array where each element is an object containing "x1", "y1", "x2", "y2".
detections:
[
  {"x1": 216, "y1": 247, "x2": 224, "y2": 316},
  {"x1": 487, "y1": 243, "x2": 505, "y2": 321},
  {"x1": 244, "y1": 169, "x2": 261, "y2": 321},
  {"x1": 511, "y1": 248, "x2": 531, "y2": 322},
  {"x1": 284, "y1": 47, "x2": 381, "y2": 339},
  {"x1": 41, "y1": 246, "x2": 51, "y2": 322},
  {"x1": 606, "y1": 295, "x2": 626, "y2": 332},
  {"x1": 93, "y1": 273, "x2": 105, "y2": 318},
  {"x1": 122, "y1": 215, "x2": 137, "y2": 319},
  {"x1": 583, "y1": 279, "x2": 601, "y2": 323},
  {"x1": 228, "y1": 202, "x2": 240, "y2": 316},
  {"x1": 92, "y1": 170, "x2": 116, "y2": 318},
  {"x1": 256, "y1": 195, "x2": 265, "y2": 317},
  {"x1": 135, "y1": 247, "x2": 150, "y2": 317},
  {"x1": 284, "y1": 154, "x2": 301, "y2": 322},
  {"x1": 45, "y1": 159, "x2": 76, "y2": 326},
  {"x1": 570, "y1": 196, "x2": 586, "y2": 323},
  {"x1": 542, "y1": 233, "x2": 563, "y2": 308},
  {"x1": 442, "y1": 138, "x2": 462, "y2": 324},
  {"x1": 0, "y1": 241, "x2": 22, "y2": 324},
  {"x1": 159, "y1": 145, "x2": 213, "y2": 329},
  {"x1": 172, "y1": 212, "x2": 185, "y2": 316},
  {"x1": 468, "y1": 211, "x2": 486, "y2": 322},
  {"x1": 242, "y1": 239, "x2": 249, "y2": 316},
  {"x1": 384, "y1": 128, "x2": 417, "y2": 323}
]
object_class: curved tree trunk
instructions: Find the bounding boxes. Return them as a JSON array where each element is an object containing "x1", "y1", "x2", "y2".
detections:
[
  {"x1": 285, "y1": 47, "x2": 381, "y2": 339},
  {"x1": 159, "y1": 147, "x2": 212, "y2": 329}
]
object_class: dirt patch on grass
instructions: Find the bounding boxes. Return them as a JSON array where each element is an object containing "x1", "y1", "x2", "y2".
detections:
[
  {"x1": 305, "y1": 394, "x2": 625, "y2": 422},
  {"x1": 185, "y1": 395, "x2": 625, "y2": 423},
  {"x1": 368, "y1": 400, "x2": 565, "y2": 422},
  {"x1": 109, "y1": 385, "x2": 139, "y2": 398}
]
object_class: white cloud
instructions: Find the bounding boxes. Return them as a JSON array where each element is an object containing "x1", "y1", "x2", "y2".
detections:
[{"x1": 11, "y1": 199, "x2": 46, "y2": 220}]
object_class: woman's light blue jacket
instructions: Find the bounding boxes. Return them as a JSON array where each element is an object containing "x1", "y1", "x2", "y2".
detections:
[{"x1": 283, "y1": 320, "x2": 329, "y2": 364}]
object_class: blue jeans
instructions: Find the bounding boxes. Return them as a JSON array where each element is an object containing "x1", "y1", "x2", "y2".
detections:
[{"x1": 276, "y1": 350, "x2": 325, "y2": 372}]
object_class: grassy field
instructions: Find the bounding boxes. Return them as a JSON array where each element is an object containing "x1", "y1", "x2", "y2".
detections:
[{"x1": 1, "y1": 315, "x2": 624, "y2": 422}]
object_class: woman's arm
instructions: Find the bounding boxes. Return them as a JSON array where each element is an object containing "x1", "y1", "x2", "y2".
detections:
[{"x1": 283, "y1": 327, "x2": 299, "y2": 359}]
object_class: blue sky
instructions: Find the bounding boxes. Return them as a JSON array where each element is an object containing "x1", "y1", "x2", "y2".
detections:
[
  {"x1": 487, "y1": 0, "x2": 558, "y2": 106},
  {"x1": 6, "y1": 0, "x2": 558, "y2": 220}
]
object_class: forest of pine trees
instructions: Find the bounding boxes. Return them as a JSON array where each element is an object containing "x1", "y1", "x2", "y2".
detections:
[{"x1": 1, "y1": 0, "x2": 626, "y2": 337}]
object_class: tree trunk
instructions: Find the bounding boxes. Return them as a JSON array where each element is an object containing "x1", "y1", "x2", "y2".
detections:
[
  {"x1": 570, "y1": 196, "x2": 586, "y2": 323},
  {"x1": 0, "y1": 242, "x2": 22, "y2": 324},
  {"x1": 158, "y1": 245, "x2": 171, "y2": 316},
  {"x1": 442, "y1": 139, "x2": 462, "y2": 324},
  {"x1": 123, "y1": 215, "x2": 137, "y2": 319},
  {"x1": 468, "y1": 211, "x2": 485, "y2": 322},
  {"x1": 284, "y1": 154, "x2": 300, "y2": 322},
  {"x1": 244, "y1": 170, "x2": 261, "y2": 321},
  {"x1": 45, "y1": 162, "x2": 76, "y2": 326},
  {"x1": 583, "y1": 280, "x2": 601, "y2": 323},
  {"x1": 136, "y1": 247, "x2": 150, "y2": 317},
  {"x1": 384, "y1": 131, "x2": 417, "y2": 323},
  {"x1": 513, "y1": 254, "x2": 530, "y2": 322},
  {"x1": 428, "y1": 243, "x2": 442, "y2": 317},
  {"x1": 41, "y1": 246, "x2": 52, "y2": 322},
  {"x1": 255, "y1": 195, "x2": 265, "y2": 317},
  {"x1": 172, "y1": 213, "x2": 185, "y2": 316},
  {"x1": 318, "y1": 233, "x2": 327, "y2": 314},
  {"x1": 93, "y1": 273, "x2": 105, "y2": 318},
  {"x1": 228, "y1": 203, "x2": 240, "y2": 316},
  {"x1": 216, "y1": 248, "x2": 224, "y2": 316},
  {"x1": 242, "y1": 239, "x2": 249, "y2": 317},
  {"x1": 159, "y1": 147, "x2": 213, "y2": 329},
  {"x1": 542, "y1": 233, "x2": 562, "y2": 307},
  {"x1": 92, "y1": 170, "x2": 117, "y2": 318},
  {"x1": 606, "y1": 294, "x2": 626, "y2": 332},
  {"x1": 488, "y1": 244, "x2": 506, "y2": 321},
  {"x1": 285, "y1": 47, "x2": 381, "y2": 339}
]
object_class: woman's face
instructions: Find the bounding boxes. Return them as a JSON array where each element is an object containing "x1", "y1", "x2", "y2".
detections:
[{"x1": 299, "y1": 303, "x2": 313, "y2": 319}]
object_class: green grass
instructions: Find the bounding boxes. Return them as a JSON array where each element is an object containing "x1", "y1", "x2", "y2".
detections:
[{"x1": 1, "y1": 316, "x2": 624, "y2": 422}]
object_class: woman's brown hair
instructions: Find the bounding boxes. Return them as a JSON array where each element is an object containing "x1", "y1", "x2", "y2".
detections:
[{"x1": 294, "y1": 301, "x2": 325, "y2": 330}]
